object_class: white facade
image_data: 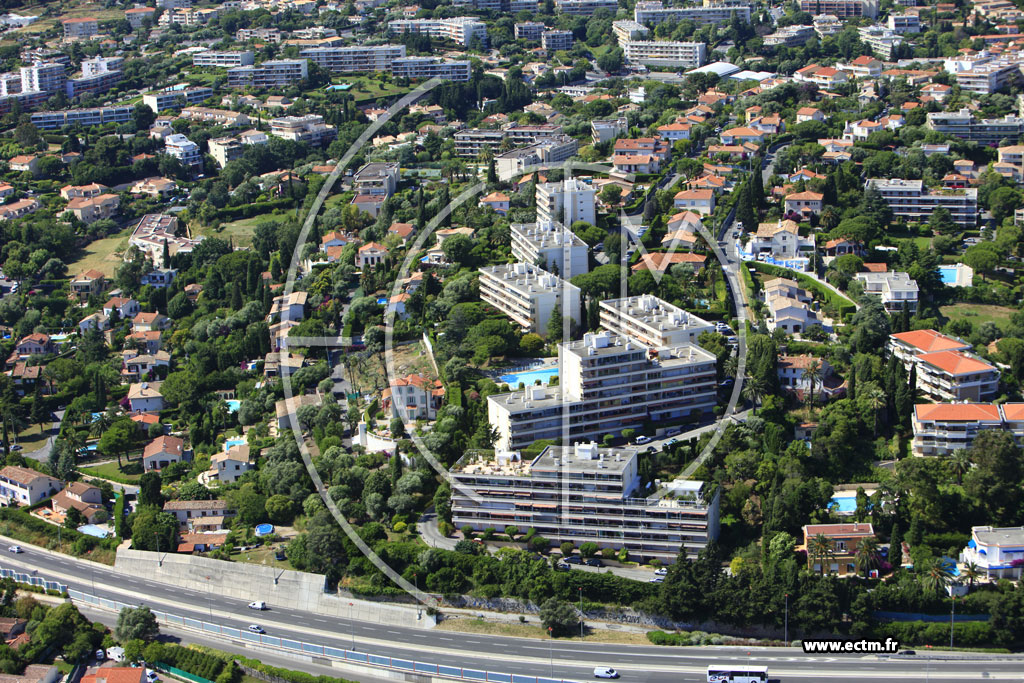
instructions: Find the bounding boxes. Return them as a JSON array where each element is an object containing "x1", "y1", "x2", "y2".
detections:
[
  {"x1": 193, "y1": 50, "x2": 255, "y2": 67},
  {"x1": 511, "y1": 221, "x2": 590, "y2": 278},
  {"x1": 387, "y1": 17, "x2": 488, "y2": 46},
  {"x1": 961, "y1": 526, "x2": 1024, "y2": 580},
  {"x1": 300, "y1": 44, "x2": 406, "y2": 73},
  {"x1": 536, "y1": 178, "x2": 596, "y2": 226},
  {"x1": 164, "y1": 134, "x2": 203, "y2": 172},
  {"x1": 599, "y1": 295, "x2": 714, "y2": 348},
  {"x1": 623, "y1": 40, "x2": 707, "y2": 68},
  {"x1": 853, "y1": 270, "x2": 919, "y2": 313},
  {"x1": 478, "y1": 262, "x2": 582, "y2": 335}
]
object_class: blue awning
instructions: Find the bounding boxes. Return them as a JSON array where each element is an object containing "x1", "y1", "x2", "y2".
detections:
[
  {"x1": 968, "y1": 539, "x2": 976, "y2": 549},
  {"x1": 979, "y1": 548, "x2": 987, "y2": 555}
]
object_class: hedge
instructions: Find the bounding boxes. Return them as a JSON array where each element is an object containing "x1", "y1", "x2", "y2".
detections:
[
  {"x1": 215, "y1": 198, "x2": 295, "y2": 222},
  {"x1": 872, "y1": 620, "x2": 1000, "y2": 649},
  {"x1": 748, "y1": 261, "x2": 857, "y2": 321},
  {"x1": 159, "y1": 644, "x2": 226, "y2": 681}
]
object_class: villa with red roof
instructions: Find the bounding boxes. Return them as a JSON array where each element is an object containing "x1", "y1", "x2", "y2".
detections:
[
  {"x1": 800, "y1": 522, "x2": 876, "y2": 575},
  {"x1": 383, "y1": 373, "x2": 445, "y2": 421},
  {"x1": 479, "y1": 192, "x2": 510, "y2": 215}
]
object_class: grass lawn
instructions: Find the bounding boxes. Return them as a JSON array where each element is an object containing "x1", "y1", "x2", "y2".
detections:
[
  {"x1": 939, "y1": 303, "x2": 1017, "y2": 331},
  {"x1": 233, "y1": 543, "x2": 292, "y2": 570},
  {"x1": 14, "y1": 423, "x2": 51, "y2": 452},
  {"x1": 69, "y1": 226, "x2": 134, "y2": 278},
  {"x1": 194, "y1": 214, "x2": 286, "y2": 247},
  {"x1": 79, "y1": 459, "x2": 143, "y2": 484},
  {"x1": 337, "y1": 76, "x2": 413, "y2": 103}
]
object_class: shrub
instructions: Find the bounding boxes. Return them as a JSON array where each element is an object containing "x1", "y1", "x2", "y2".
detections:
[{"x1": 392, "y1": 521, "x2": 407, "y2": 534}]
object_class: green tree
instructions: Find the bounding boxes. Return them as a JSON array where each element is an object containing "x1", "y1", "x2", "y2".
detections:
[
  {"x1": 114, "y1": 606, "x2": 159, "y2": 642},
  {"x1": 137, "y1": 472, "x2": 163, "y2": 508},
  {"x1": 808, "y1": 533, "x2": 834, "y2": 575},
  {"x1": 854, "y1": 537, "x2": 879, "y2": 578},
  {"x1": 963, "y1": 242, "x2": 1000, "y2": 281},
  {"x1": 265, "y1": 494, "x2": 297, "y2": 525},
  {"x1": 99, "y1": 418, "x2": 137, "y2": 470},
  {"x1": 920, "y1": 556, "x2": 954, "y2": 596},
  {"x1": 129, "y1": 507, "x2": 177, "y2": 552},
  {"x1": 539, "y1": 598, "x2": 578, "y2": 637}
]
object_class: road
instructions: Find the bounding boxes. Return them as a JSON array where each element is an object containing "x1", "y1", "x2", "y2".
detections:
[
  {"x1": 2, "y1": 543, "x2": 1022, "y2": 682},
  {"x1": 23, "y1": 409, "x2": 64, "y2": 464}
]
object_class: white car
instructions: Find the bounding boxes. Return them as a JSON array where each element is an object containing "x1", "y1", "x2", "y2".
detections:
[
  {"x1": 248, "y1": 601, "x2": 267, "y2": 610},
  {"x1": 146, "y1": 670, "x2": 159, "y2": 683},
  {"x1": 248, "y1": 624, "x2": 265, "y2": 634},
  {"x1": 593, "y1": 667, "x2": 619, "y2": 679},
  {"x1": 7, "y1": 545, "x2": 22, "y2": 553},
  {"x1": 634, "y1": 435, "x2": 652, "y2": 445},
  {"x1": 654, "y1": 567, "x2": 668, "y2": 575}
]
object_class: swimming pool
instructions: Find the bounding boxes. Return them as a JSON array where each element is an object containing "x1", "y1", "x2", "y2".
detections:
[
  {"x1": 499, "y1": 367, "x2": 560, "y2": 386},
  {"x1": 225, "y1": 399, "x2": 240, "y2": 413},
  {"x1": 77, "y1": 524, "x2": 110, "y2": 538},
  {"x1": 939, "y1": 266, "x2": 957, "y2": 284},
  {"x1": 939, "y1": 263, "x2": 974, "y2": 287},
  {"x1": 225, "y1": 437, "x2": 246, "y2": 450},
  {"x1": 830, "y1": 495, "x2": 857, "y2": 513}
]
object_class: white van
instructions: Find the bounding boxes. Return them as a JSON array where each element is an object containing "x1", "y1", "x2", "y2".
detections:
[
  {"x1": 105, "y1": 647, "x2": 126, "y2": 663},
  {"x1": 248, "y1": 601, "x2": 267, "y2": 610}
]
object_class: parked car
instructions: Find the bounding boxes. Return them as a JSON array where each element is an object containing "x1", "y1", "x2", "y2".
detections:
[
  {"x1": 145, "y1": 670, "x2": 159, "y2": 683},
  {"x1": 584, "y1": 558, "x2": 602, "y2": 567},
  {"x1": 248, "y1": 625, "x2": 265, "y2": 634},
  {"x1": 654, "y1": 567, "x2": 668, "y2": 575},
  {"x1": 563, "y1": 555, "x2": 582, "y2": 564},
  {"x1": 7, "y1": 545, "x2": 22, "y2": 553},
  {"x1": 634, "y1": 435, "x2": 652, "y2": 445},
  {"x1": 648, "y1": 576, "x2": 664, "y2": 583},
  {"x1": 95, "y1": 650, "x2": 105, "y2": 661},
  {"x1": 593, "y1": 667, "x2": 619, "y2": 679},
  {"x1": 248, "y1": 601, "x2": 267, "y2": 610}
]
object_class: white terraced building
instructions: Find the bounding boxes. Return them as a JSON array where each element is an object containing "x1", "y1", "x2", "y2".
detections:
[
  {"x1": 599, "y1": 295, "x2": 715, "y2": 348},
  {"x1": 478, "y1": 262, "x2": 582, "y2": 334},
  {"x1": 193, "y1": 50, "x2": 255, "y2": 67},
  {"x1": 511, "y1": 221, "x2": 589, "y2": 278},
  {"x1": 387, "y1": 17, "x2": 488, "y2": 46},
  {"x1": 960, "y1": 526, "x2": 1024, "y2": 580},
  {"x1": 390, "y1": 57, "x2": 471, "y2": 81},
  {"x1": 866, "y1": 178, "x2": 978, "y2": 229},
  {"x1": 536, "y1": 178, "x2": 596, "y2": 226},
  {"x1": 634, "y1": 1, "x2": 751, "y2": 24},
  {"x1": 911, "y1": 402, "x2": 1024, "y2": 456},
  {"x1": 450, "y1": 442, "x2": 720, "y2": 564},
  {"x1": 299, "y1": 45, "x2": 406, "y2": 73},
  {"x1": 487, "y1": 331, "x2": 717, "y2": 450}
]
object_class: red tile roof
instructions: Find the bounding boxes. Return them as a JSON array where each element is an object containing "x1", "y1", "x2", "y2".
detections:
[
  {"x1": 915, "y1": 350, "x2": 994, "y2": 375},
  {"x1": 890, "y1": 329, "x2": 968, "y2": 354},
  {"x1": 914, "y1": 403, "x2": 1001, "y2": 422}
]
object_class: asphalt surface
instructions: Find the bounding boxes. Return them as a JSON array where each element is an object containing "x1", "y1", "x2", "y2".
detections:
[{"x1": 3, "y1": 544, "x2": 1023, "y2": 682}]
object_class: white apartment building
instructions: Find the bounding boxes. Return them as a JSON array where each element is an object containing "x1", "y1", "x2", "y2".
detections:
[
  {"x1": 634, "y1": 1, "x2": 751, "y2": 24},
  {"x1": 592, "y1": 118, "x2": 629, "y2": 145},
  {"x1": 81, "y1": 56, "x2": 123, "y2": 77},
  {"x1": 511, "y1": 221, "x2": 589, "y2": 278},
  {"x1": 911, "y1": 402, "x2": 1021, "y2": 456},
  {"x1": 536, "y1": 178, "x2": 596, "y2": 226},
  {"x1": 353, "y1": 162, "x2": 400, "y2": 196},
  {"x1": 236, "y1": 27, "x2": 282, "y2": 42},
  {"x1": 488, "y1": 332, "x2": 717, "y2": 450},
  {"x1": 181, "y1": 106, "x2": 250, "y2": 127},
  {"x1": 31, "y1": 105, "x2": 133, "y2": 130},
  {"x1": 164, "y1": 134, "x2": 203, "y2": 173},
  {"x1": 797, "y1": 0, "x2": 878, "y2": 18},
  {"x1": 888, "y1": 329, "x2": 971, "y2": 367},
  {"x1": 62, "y1": 17, "x2": 99, "y2": 40},
  {"x1": 853, "y1": 270, "x2": 919, "y2": 313},
  {"x1": 599, "y1": 295, "x2": 714, "y2": 348},
  {"x1": 494, "y1": 137, "x2": 578, "y2": 180},
  {"x1": 299, "y1": 44, "x2": 406, "y2": 73},
  {"x1": 960, "y1": 526, "x2": 1024, "y2": 580},
  {"x1": 558, "y1": 0, "x2": 620, "y2": 14},
  {"x1": 911, "y1": 350, "x2": 999, "y2": 402},
  {"x1": 208, "y1": 137, "x2": 244, "y2": 168},
  {"x1": 857, "y1": 24, "x2": 903, "y2": 59},
  {"x1": 623, "y1": 40, "x2": 707, "y2": 69},
  {"x1": 478, "y1": 262, "x2": 582, "y2": 335},
  {"x1": 387, "y1": 17, "x2": 488, "y2": 47},
  {"x1": 390, "y1": 57, "x2": 471, "y2": 81},
  {"x1": 866, "y1": 178, "x2": 978, "y2": 229},
  {"x1": 515, "y1": 21, "x2": 545, "y2": 40},
  {"x1": 927, "y1": 108, "x2": 1024, "y2": 144},
  {"x1": 142, "y1": 86, "x2": 214, "y2": 112},
  {"x1": 763, "y1": 25, "x2": 815, "y2": 48},
  {"x1": 269, "y1": 114, "x2": 337, "y2": 146},
  {"x1": 613, "y1": 19, "x2": 650, "y2": 44},
  {"x1": 20, "y1": 62, "x2": 66, "y2": 95},
  {"x1": 451, "y1": 443, "x2": 720, "y2": 564},
  {"x1": 227, "y1": 59, "x2": 308, "y2": 88},
  {"x1": 193, "y1": 50, "x2": 255, "y2": 67},
  {"x1": 887, "y1": 12, "x2": 920, "y2": 33},
  {"x1": 541, "y1": 29, "x2": 574, "y2": 51}
]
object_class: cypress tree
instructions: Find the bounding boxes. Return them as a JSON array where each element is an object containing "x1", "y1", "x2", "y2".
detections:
[
  {"x1": 846, "y1": 365, "x2": 856, "y2": 401},
  {"x1": 889, "y1": 521, "x2": 903, "y2": 571}
]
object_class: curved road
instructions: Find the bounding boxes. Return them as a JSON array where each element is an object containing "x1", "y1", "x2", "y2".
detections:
[{"x1": 2, "y1": 543, "x2": 1022, "y2": 682}]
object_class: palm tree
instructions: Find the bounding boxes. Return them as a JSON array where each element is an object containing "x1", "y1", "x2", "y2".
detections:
[
  {"x1": 803, "y1": 359, "x2": 822, "y2": 407},
  {"x1": 863, "y1": 383, "x2": 886, "y2": 436},
  {"x1": 723, "y1": 355, "x2": 738, "y2": 380},
  {"x1": 742, "y1": 374, "x2": 767, "y2": 406},
  {"x1": 855, "y1": 537, "x2": 880, "y2": 578},
  {"x1": 950, "y1": 449, "x2": 972, "y2": 486},
  {"x1": 961, "y1": 560, "x2": 981, "y2": 591},
  {"x1": 921, "y1": 557, "x2": 955, "y2": 596},
  {"x1": 808, "y1": 533, "x2": 834, "y2": 575}
]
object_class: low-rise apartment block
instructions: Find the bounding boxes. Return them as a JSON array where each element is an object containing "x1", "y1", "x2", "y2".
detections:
[
  {"x1": 208, "y1": 137, "x2": 244, "y2": 168},
  {"x1": 451, "y1": 443, "x2": 720, "y2": 564},
  {"x1": 910, "y1": 402, "x2": 1024, "y2": 456},
  {"x1": 164, "y1": 134, "x2": 202, "y2": 173},
  {"x1": 31, "y1": 105, "x2": 132, "y2": 130},
  {"x1": 390, "y1": 57, "x2": 471, "y2": 81},
  {"x1": 193, "y1": 50, "x2": 255, "y2": 68},
  {"x1": 890, "y1": 330, "x2": 999, "y2": 402},
  {"x1": 227, "y1": 59, "x2": 308, "y2": 89},
  {"x1": 299, "y1": 44, "x2": 406, "y2": 73},
  {"x1": 536, "y1": 177, "x2": 596, "y2": 226},
  {"x1": 142, "y1": 85, "x2": 214, "y2": 112},
  {"x1": 623, "y1": 40, "x2": 707, "y2": 68},
  {"x1": 866, "y1": 178, "x2": 977, "y2": 229},
  {"x1": 478, "y1": 262, "x2": 582, "y2": 335},
  {"x1": 927, "y1": 108, "x2": 1024, "y2": 144},
  {"x1": 612, "y1": 19, "x2": 650, "y2": 43},
  {"x1": 542, "y1": 29, "x2": 574, "y2": 51},
  {"x1": 494, "y1": 136, "x2": 579, "y2": 181},
  {"x1": 763, "y1": 25, "x2": 815, "y2": 48},
  {"x1": 634, "y1": 1, "x2": 752, "y2": 24},
  {"x1": 353, "y1": 162, "x2": 399, "y2": 197},
  {"x1": 888, "y1": 12, "x2": 921, "y2": 32},
  {"x1": 853, "y1": 270, "x2": 919, "y2": 313},
  {"x1": 269, "y1": 114, "x2": 337, "y2": 146},
  {"x1": 559, "y1": 0, "x2": 621, "y2": 14},
  {"x1": 130, "y1": 214, "x2": 202, "y2": 266},
  {"x1": 515, "y1": 22, "x2": 545, "y2": 40},
  {"x1": 511, "y1": 221, "x2": 589, "y2": 278},
  {"x1": 62, "y1": 17, "x2": 99, "y2": 40},
  {"x1": 797, "y1": 0, "x2": 878, "y2": 18},
  {"x1": 180, "y1": 106, "x2": 250, "y2": 127},
  {"x1": 857, "y1": 25, "x2": 903, "y2": 59},
  {"x1": 592, "y1": 118, "x2": 629, "y2": 145},
  {"x1": 488, "y1": 331, "x2": 717, "y2": 450}
]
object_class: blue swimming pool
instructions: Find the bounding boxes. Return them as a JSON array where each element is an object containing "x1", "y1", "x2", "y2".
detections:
[
  {"x1": 376, "y1": 297, "x2": 387, "y2": 305},
  {"x1": 939, "y1": 265, "x2": 957, "y2": 285},
  {"x1": 225, "y1": 437, "x2": 246, "y2": 450},
  {"x1": 77, "y1": 524, "x2": 109, "y2": 538},
  {"x1": 255, "y1": 523, "x2": 274, "y2": 536},
  {"x1": 831, "y1": 495, "x2": 857, "y2": 513},
  {"x1": 500, "y1": 367, "x2": 560, "y2": 386},
  {"x1": 225, "y1": 399, "x2": 240, "y2": 413}
]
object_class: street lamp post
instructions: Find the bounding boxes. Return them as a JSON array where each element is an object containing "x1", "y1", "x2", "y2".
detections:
[
  {"x1": 950, "y1": 596, "x2": 955, "y2": 650},
  {"x1": 784, "y1": 593, "x2": 789, "y2": 647},
  {"x1": 349, "y1": 602, "x2": 355, "y2": 651},
  {"x1": 578, "y1": 587, "x2": 583, "y2": 639},
  {"x1": 154, "y1": 532, "x2": 161, "y2": 567},
  {"x1": 548, "y1": 627, "x2": 553, "y2": 678}
]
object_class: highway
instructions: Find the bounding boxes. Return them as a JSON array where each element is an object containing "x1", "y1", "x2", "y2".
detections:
[{"x1": 3, "y1": 544, "x2": 1023, "y2": 682}]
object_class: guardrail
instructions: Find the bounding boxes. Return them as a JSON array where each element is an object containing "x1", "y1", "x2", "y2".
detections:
[
  {"x1": 0, "y1": 566, "x2": 67, "y2": 593},
  {"x1": 69, "y1": 590, "x2": 581, "y2": 683}
]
